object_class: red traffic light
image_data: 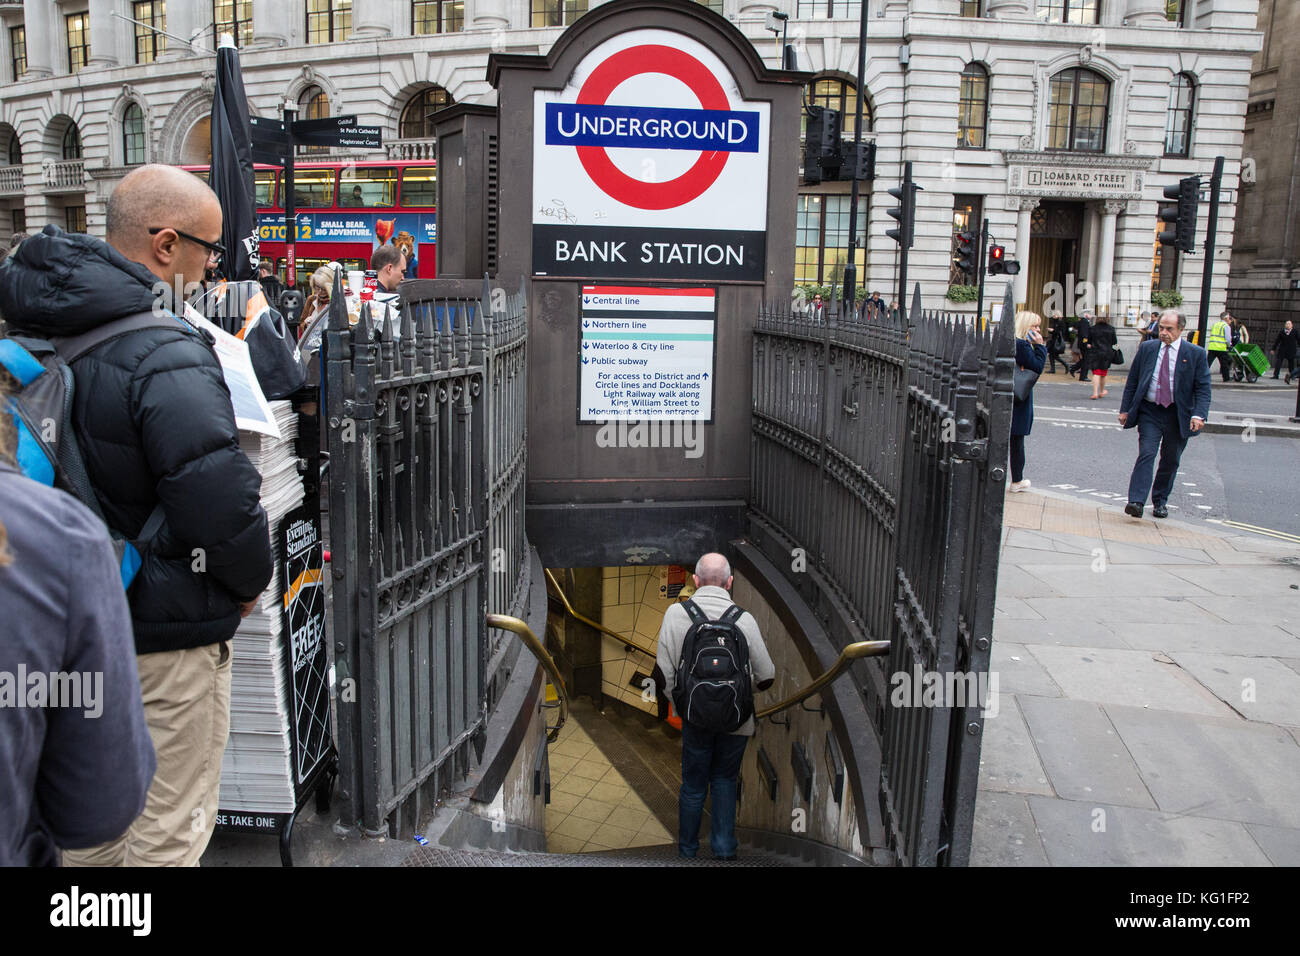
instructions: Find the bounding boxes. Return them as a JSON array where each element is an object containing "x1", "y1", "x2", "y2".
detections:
[{"x1": 990, "y1": 245, "x2": 1004, "y2": 260}]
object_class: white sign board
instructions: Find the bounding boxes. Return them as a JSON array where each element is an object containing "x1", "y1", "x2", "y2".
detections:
[
  {"x1": 533, "y1": 28, "x2": 770, "y2": 281},
  {"x1": 579, "y1": 285, "x2": 715, "y2": 421}
]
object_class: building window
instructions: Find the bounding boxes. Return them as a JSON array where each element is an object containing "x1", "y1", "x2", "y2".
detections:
[
  {"x1": 960, "y1": 0, "x2": 982, "y2": 15},
  {"x1": 1164, "y1": 73, "x2": 1195, "y2": 158},
  {"x1": 694, "y1": 0, "x2": 724, "y2": 13},
  {"x1": 795, "y1": 194, "x2": 868, "y2": 286},
  {"x1": 805, "y1": 77, "x2": 870, "y2": 140},
  {"x1": 298, "y1": 87, "x2": 330, "y2": 155},
  {"x1": 12, "y1": 209, "x2": 26, "y2": 235},
  {"x1": 62, "y1": 125, "x2": 82, "y2": 161},
  {"x1": 413, "y1": 0, "x2": 464, "y2": 33},
  {"x1": 306, "y1": 0, "x2": 352, "y2": 44},
  {"x1": 951, "y1": 195, "x2": 983, "y2": 285},
  {"x1": 1047, "y1": 67, "x2": 1109, "y2": 152},
  {"x1": 10, "y1": 26, "x2": 26, "y2": 82},
  {"x1": 7, "y1": 135, "x2": 20, "y2": 167},
  {"x1": 66, "y1": 13, "x2": 90, "y2": 74},
  {"x1": 530, "y1": 0, "x2": 588, "y2": 28},
  {"x1": 1153, "y1": 203, "x2": 1179, "y2": 292},
  {"x1": 958, "y1": 63, "x2": 989, "y2": 149},
  {"x1": 1165, "y1": 0, "x2": 1187, "y2": 24},
  {"x1": 795, "y1": 1, "x2": 863, "y2": 16},
  {"x1": 1035, "y1": 0, "x2": 1099, "y2": 23},
  {"x1": 213, "y1": 0, "x2": 254, "y2": 47},
  {"x1": 400, "y1": 86, "x2": 454, "y2": 139},
  {"x1": 65, "y1": 205, "x2": 86, "y2": 233},
  {"x1": 123, "y1": 104, "x2": 146, "y2": 165},
  {"x1": 133, "y1": 2, "x2": 166, "y2": 64}
]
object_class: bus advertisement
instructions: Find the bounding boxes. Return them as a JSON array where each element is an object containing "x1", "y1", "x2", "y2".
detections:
[{"x1": 185, "y1": 160, "x2": 437, "y2": 289}]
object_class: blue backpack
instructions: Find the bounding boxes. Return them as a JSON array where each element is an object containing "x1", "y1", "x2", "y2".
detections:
[{"x1": 1, "y1": 312, "x2": 184, "y2": 588}]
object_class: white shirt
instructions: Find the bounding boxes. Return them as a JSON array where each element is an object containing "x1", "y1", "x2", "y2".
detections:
[{"x1": 1144, "y1": 337, "x2": 1181, "y2": 404}]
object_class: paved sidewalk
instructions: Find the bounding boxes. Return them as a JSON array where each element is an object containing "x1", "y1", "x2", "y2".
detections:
[{"x1": 973, "y1": 487, "x2": 1300, "y2": 866}]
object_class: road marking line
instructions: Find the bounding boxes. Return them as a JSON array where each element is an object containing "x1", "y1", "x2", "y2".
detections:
[{"x1": 1217, "y1": 520, "x2": 1300, "y2": 544}]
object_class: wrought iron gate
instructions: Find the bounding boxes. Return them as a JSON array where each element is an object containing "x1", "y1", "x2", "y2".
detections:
[
  {"x1": 325, "y1": 277, "x2": 528, "y2": 836},
  {"x1": 750, "y1": 286, "x2": 1015, "y2": 865}
]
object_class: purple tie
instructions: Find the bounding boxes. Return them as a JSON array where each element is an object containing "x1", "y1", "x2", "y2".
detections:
[{"x1": 1156, "y1": 345, "x2": 1172, "y2": 407}]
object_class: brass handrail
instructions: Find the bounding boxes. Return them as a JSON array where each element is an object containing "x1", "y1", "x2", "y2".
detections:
[
  {"x1": 543, "y1": 568, "x2": 657, "y2": 658},
  {"x1": 755, "y1": 640, "x2": 891, "y2": 718},
  {"x1": 543, "y1": 565, "x2": 890, "y2": 721},
  {"x1": 486, "y1": 613, "x2": 569, "y2": 742}
]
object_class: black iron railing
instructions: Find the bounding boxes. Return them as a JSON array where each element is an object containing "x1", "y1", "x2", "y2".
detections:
[{"x1": 750, "y1": 287, "x2": 1015, "y2": 865}]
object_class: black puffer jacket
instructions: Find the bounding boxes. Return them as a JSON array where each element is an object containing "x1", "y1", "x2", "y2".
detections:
[{"x1": 0, "y1": 225, "x2": 273, "y2": 654}]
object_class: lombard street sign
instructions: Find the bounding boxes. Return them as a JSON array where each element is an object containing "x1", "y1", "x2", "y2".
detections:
[{"x1": 1004, "y1": 150, "x2": 1153, "y2": 201}]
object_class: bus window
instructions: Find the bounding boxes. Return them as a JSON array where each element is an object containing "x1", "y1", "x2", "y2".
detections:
[
  {"x1": 279, "y1": 257, "x2": 367, "y2": 293},
  {"x1": 292, "y1": 168, "x2": 335, "y2": 208},
  {"x1": 400, "y1": 166, "x2": 436, "y2": 207},
  {"x1": 255, "y1": 169, "x2": 277, "y2": 207},
  {"x1": 339, "y1": 167, "x2": 397, "y2": 207}
]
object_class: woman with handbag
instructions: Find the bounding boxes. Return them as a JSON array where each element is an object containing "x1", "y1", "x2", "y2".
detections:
[
  {"x1": 1087, "y1": 313, "x2": 1118, "y2": 400},
  {"x1": 1010, "y1": 310, "x2": 1047, "y2": 493}
]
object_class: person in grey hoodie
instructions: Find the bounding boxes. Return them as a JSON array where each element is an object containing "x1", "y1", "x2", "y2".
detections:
[{"x1": 0, "y1": 426, "x2": 155, "y2": 866}]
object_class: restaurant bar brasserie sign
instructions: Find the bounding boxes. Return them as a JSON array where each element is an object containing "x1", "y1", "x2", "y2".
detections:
[{"x1": 1006, "y1": 152, "x2": 1150, "y2": 200}]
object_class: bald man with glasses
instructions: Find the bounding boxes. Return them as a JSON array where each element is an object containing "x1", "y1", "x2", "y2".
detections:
[{"x1": 0, "y1": 164, "x2": 273, "y2": 866}]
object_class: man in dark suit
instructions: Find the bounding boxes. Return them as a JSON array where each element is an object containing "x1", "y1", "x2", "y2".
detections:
[{"x1": 1118, "y1": 309, "x2": 1212, "y2": 519}]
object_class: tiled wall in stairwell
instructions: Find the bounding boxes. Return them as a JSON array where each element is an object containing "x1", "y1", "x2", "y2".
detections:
[{"x1": 599, "y1": 566, "x2": 691, "y2": 715}]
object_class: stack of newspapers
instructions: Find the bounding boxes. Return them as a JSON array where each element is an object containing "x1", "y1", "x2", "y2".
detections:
[{"x1": 218, "y1": 401, "x2": 305, "y2": 815}]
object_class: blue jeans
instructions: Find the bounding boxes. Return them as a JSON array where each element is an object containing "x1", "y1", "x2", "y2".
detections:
[
  {"x1": 1126, "y1": 401, "x2": 1188, "y2": 507},
  {"x1": 678, "y1": 721, "x2": 749, "y2": 858}
]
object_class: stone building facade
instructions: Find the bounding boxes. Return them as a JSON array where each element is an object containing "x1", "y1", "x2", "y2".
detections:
[
  {"x1": 1225, "y1": 0, "x2": 1297, "y2": 347},
  {"x1": 0, "y1": 0, "x2": 1260, "y2": 320}
]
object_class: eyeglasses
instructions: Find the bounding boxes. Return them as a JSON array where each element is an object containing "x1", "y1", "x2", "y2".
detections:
[{"x1": 148, "y1": 227, "x2": 226, "y2": 262}]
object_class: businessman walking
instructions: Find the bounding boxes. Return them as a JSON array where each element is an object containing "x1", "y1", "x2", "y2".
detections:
[{"x1": 1119, "y1": 309, "x2": 1212, "y2": 520}]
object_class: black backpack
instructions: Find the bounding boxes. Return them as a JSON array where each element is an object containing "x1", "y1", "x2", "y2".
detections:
[{"x1": 673, "y1": 600, "x2": 754, "y2": 733}]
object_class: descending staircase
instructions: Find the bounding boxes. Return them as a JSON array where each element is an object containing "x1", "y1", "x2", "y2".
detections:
[{"x1": 399, "y1": 698, "x2": 813, "y2": 866}]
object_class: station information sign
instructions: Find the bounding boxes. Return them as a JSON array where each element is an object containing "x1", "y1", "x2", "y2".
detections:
[{"x1": 578, "y1": 285, "x2": 715, "y2": 421}]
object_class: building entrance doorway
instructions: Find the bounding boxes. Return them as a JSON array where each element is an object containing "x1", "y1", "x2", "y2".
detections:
[{"x1": 1027, "y1": 201, "x2": 1084, "y2": 318}]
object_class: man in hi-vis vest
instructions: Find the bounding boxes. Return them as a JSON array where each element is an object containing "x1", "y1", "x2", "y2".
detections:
[{"x1": 1207, "y1": 311, "x2": 1234, "y2": 383}]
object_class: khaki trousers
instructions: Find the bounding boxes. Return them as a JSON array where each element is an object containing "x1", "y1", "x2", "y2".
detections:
[{"x1": 63, "y1": 640, "x2": 232, "y2": 867}]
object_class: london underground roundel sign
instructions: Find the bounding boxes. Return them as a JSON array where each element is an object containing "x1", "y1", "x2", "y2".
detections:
[{"x1": 533, "y1": 29, "x2": 770, "y2": 282}]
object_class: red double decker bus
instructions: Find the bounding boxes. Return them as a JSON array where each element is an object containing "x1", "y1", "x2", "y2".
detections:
[{"x1": 186, "y1": 160, "x2": 437, "y2": 288}]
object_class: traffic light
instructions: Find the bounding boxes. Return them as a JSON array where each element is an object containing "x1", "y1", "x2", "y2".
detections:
[
  {"x1": 886, "y1": 171, "x2": 920, "y2": 248},
  {"x1": 954, "y1": 229, "x2": 978, "y2": 275},
  {"x1": 987, "y1": 244, "x2": 1020, "y2": 275},
  {"x1": 1158, "y1": 175, "x2": 1199, "y2": 253},
  {"x1": 837, "y1": 141, "x2": 876, "y2": 182},
  {"x1": 803, "y1": 106, "x2": 842, "y2": 185}
]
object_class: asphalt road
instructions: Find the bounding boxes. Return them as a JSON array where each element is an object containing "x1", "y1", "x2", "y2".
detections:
[{"x1": 1019, "y1": 375, "x2": 1300, "y2": 543}]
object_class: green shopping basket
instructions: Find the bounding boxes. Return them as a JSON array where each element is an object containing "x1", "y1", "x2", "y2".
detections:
[{"x1": 1232, "y1": 343, "x2": 1270, "y2": 376}]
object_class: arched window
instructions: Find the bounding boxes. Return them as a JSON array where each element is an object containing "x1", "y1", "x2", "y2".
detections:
[
  {"x1": 62, "y1": 124, "x2": 82, "y2": 160},
  {"x1": 805, "y1": 76, "x2": 871, "y2": 139},
  {"x1": 6, "y1": 134, "x2": 20, "y2": 167},
  {"x1": 399, "y1": 86, "x2": 454, "y2": 139},
  {"x1": 958, "y1": 63, "x2": 989, "y2": 149},
  {"x1": 1164, "y1": 73, "x2": 1195, "y2": 158},
  {"x1": 1047, "y1": 68, "x2": 1109, "y2": 153},
  {"x1": 298, "y1": 86, "x2": 330, "y2": 155},
  {"x1": 1035, "y1": 0, "x2": 1098, "y2": 23},
  {"x1": 123, "y1": 103, "x2": 146, "y2": 165}
]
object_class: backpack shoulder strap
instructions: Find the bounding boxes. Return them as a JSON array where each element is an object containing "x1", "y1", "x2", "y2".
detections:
[
  {"x1": 53, "y1": 310, "x2": 192, "y2": 364},
  {"x1": 719, "y1": 604, "x2": 745, "y2": 626},
  {"x1": 681, "y1": 599, "x2": 708, "y2": 626}
]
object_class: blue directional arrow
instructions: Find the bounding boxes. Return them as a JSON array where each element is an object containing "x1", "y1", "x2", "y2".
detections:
[
  {"x1": 583, "y1": 297, "x2": 590, "y2": 305},
  {"x1": 582, "y1": 341, "x2": 589, "y2": 349},
  {"x1": 582, "y1": 356, "x2": 588, "y2": 364},
  {"x1": 702, "y1": 372, "x2": 709, "y2": 378},
  {"x1": 583, "y1": 319, "x2": 590, "y2": 328}
]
